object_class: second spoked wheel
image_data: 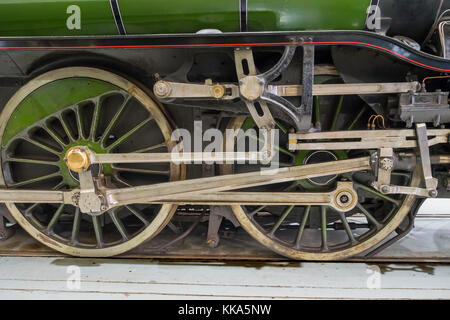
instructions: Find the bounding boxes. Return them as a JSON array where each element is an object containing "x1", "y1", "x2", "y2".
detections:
[
  {"x1": 0, "y1": 67, "x2": 183, "y2": 257},
  {"x1": 224, "y1": 100, "x2": 422, "y2": 260}
]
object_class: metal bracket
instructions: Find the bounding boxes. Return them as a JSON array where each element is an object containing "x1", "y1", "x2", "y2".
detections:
[
  {"x1": 439, "y1": 20, "x2": 450, "y2": 58},
  {"x1": 0, "y1": 204, "x2": 15, "y2": 241},
  {"x1": 234, "y1": 47, "x2": 277, "y2": 130},
  {"x1": 377, "y1": 124, "x2": 438, "y2": 198},
  {"x1": 78, "y1": 170, "x2": 107, "y2": 214},
  {"x1": 416, "y1": 123, "x2": 438, "y2": 197},
  {"x1": 207, "y1": 206, "x2": 240, "y2": 248},
  {"x1": 296, "y1": 44, "x2": 315, "y2": 131},
  {"x1": 289, "y1": 128, "x2": 450, "y2": 151},
  {"x1": 372, "y1": 148, "x2": 393, "y2": 190},
  {"x1": 234, "y1": 44, "x2": 306, "y2": 132}
]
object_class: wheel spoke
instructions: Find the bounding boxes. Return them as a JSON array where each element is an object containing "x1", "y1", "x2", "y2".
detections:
[
  {"x1": 46, "y1": 204, "x2": 65, "y2": 232},
  {"x1": 106, "y1": 117, "x2": 153, "y2": 151},
  {"x1": 92, "y1": 216, "x2": 104, "y2": 248},
  {"x1": 10, "y1": 172, "x2": 61, "y2": 188},
  {"x1": 268, "y1": 205, "x2": 294, "y2": 236},
  {"x1": 70, "y1": 208, "x2": 81, "y2": 244},
  {"x1": 25, "y1": 138, "x2": 60, "y2": 156},
  {"x1": 100, "y1": 95, "x2": 132, "y2": 147},
  {"x1": 330, "y1": 96, "x2": 344, "y2": 131},
  {"x1": 75, "y1": 106, "x2": 86, "y2": 140},
  {"x1": 113, "y1": 174, "x2": 133, "y2": 187},
  {"x1": 347, "y1": 105, "x2": 367, "y2": 130},
  {"x1": 294, "y1": 205, "x2": 310, "y2": 249},
  {"x1": 5, "y1": 158, "x2": 59, "y2": 166},
  {"x1": 43, "y1": 125, "x2": 67, "y2": 148},
  {"x1": 246, "y1": 132, "x2": 294, "y2": 158},
  {"x1": 321, "y1": 206, "x2": 328, "y2": 251},
  {"x1": 356, "y1": 202, "x2": 382, "y2": 230},
  {"x1": 58, "y1": 115, "x2": 76, "y2": 142},
  {"x1": 89, "y1": 99, "x2": 102, "y2": 141},
  {"x1": 53, "y1": 181, "x2": 67, "y2": 191},
  {"x1": 167, "y1": 221, "x2": 181, "y2": 234},
  {"x1": 357, "y1": 183, "x2": 401, "y2": 207},
  {"x1": 24, "y1": 203, "x2": 40, "y2": 217},
  {"x1": 132, "y1": 142, "x2": 167, "y2": 153},
  {"x1": 108, "y1": 209, "x2": 129, "y2": 241},
  {"x1": 274, "y1": 120, "x2": 288, "y2": 134},
  {"x1": 337, "y1": 211, "x2": 357, "y2": 244},
  {"x1": 112, "y1": 165, "x2": 170, "y2": 176},
  {"x1": 125, "y1": 205, "x2": 149, "y2": 226},
  {"x1": 263, "y1": 161, "x2": 295, "y2": 168},
  {"x1": 248, "y1": 205, "x2": 266, "y2": 218},
  {"x1": 24, "y1": 185, "x2": 65, "y2": 225}
]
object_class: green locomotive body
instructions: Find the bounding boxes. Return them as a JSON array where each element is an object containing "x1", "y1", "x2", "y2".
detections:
[{"x1": 0, "y1": 0, "x2": 369, "y2": 36}]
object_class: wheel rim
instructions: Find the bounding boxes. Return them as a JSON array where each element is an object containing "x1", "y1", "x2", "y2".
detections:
[
  {"x1": 0, "y1": 67, "x2": 182, "y2": 257},
  {"x1": 225, "y1": 94, "x2": 421, "y2": 261}
]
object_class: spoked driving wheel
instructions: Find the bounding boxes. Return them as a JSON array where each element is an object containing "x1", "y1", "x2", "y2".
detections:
[
  {"x1": 0, "y1": 67, "x2": 183, "y2": 257},
  {"x1": 225, "y1": 97, "x2": 422, "y2": 261}
]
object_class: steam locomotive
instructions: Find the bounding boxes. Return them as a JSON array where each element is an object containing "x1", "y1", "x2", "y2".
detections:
[{"x1": 0, "y1": 0, "x2": 449, "y2": 260}]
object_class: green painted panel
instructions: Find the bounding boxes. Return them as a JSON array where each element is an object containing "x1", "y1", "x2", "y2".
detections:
[
  {"x1": 0, "y1": 0, "x2": 369, "y2": 36},
  {"x1": 248, "y1": 0, "x2": 370, "y2": 31},
  {"x1": 119, "y1": 0, "x2": 240, "y2": 34},
  {"x1": 0, "y1": 0, "x2": 118, "y2": 36},
  {"x1": 2, "y1": 78, "x2": 118, "y2": 146}
]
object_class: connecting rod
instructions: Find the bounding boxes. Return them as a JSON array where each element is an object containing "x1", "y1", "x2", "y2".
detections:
[{"x1": 0, "y1": 157, "x2": 371, "y2": 213}]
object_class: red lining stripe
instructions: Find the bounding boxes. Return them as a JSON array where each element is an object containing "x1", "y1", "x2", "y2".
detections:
[
  {"x1": 0, "y1": 42, "x2": 298, "y2": 50},
  {"x1": 0, "y1": 40, "x2": 449, "y2": 72}
]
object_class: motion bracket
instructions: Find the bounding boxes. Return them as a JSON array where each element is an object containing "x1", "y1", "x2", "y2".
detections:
[{"x1": 378, "y1": 124, "x2": 438, "y2": 198}]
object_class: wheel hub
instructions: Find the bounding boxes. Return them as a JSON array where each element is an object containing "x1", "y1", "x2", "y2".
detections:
[
  {"x1": 65, "y1": 146, "x2": 91, "y2": 173},
  {"x1": 332, "y1": 187, "x2": 358, "y2": 212}
]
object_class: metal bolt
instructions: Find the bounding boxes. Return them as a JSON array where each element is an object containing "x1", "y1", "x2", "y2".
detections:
[
  {"x1": 207, "y1": 239, "x2": 218, "y2": 248},
  {"x1": 262, "y1": 150, "x2": 272, "y2": 161},
  {"x1": 211, "y1": 84, "x2": 225, "y2": 99},
  {"x1": 71, "y1": 192, "x2": 80, "y2": 205},
  {"x1": 65, "y1": 147, "x2": 91, "y2": 173},
  {"x1": 154, "y1": 81, "x2": 171, "y2": 97},
  {"x1": 429, "y1": 190, "x2": 438, "y2": 198},
  {"x1": 340, "y1": 195, "x2": 349, "y2": 204},
  {"x1": 381, "y1": 185, "x2": 390, "y2": 194}
]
